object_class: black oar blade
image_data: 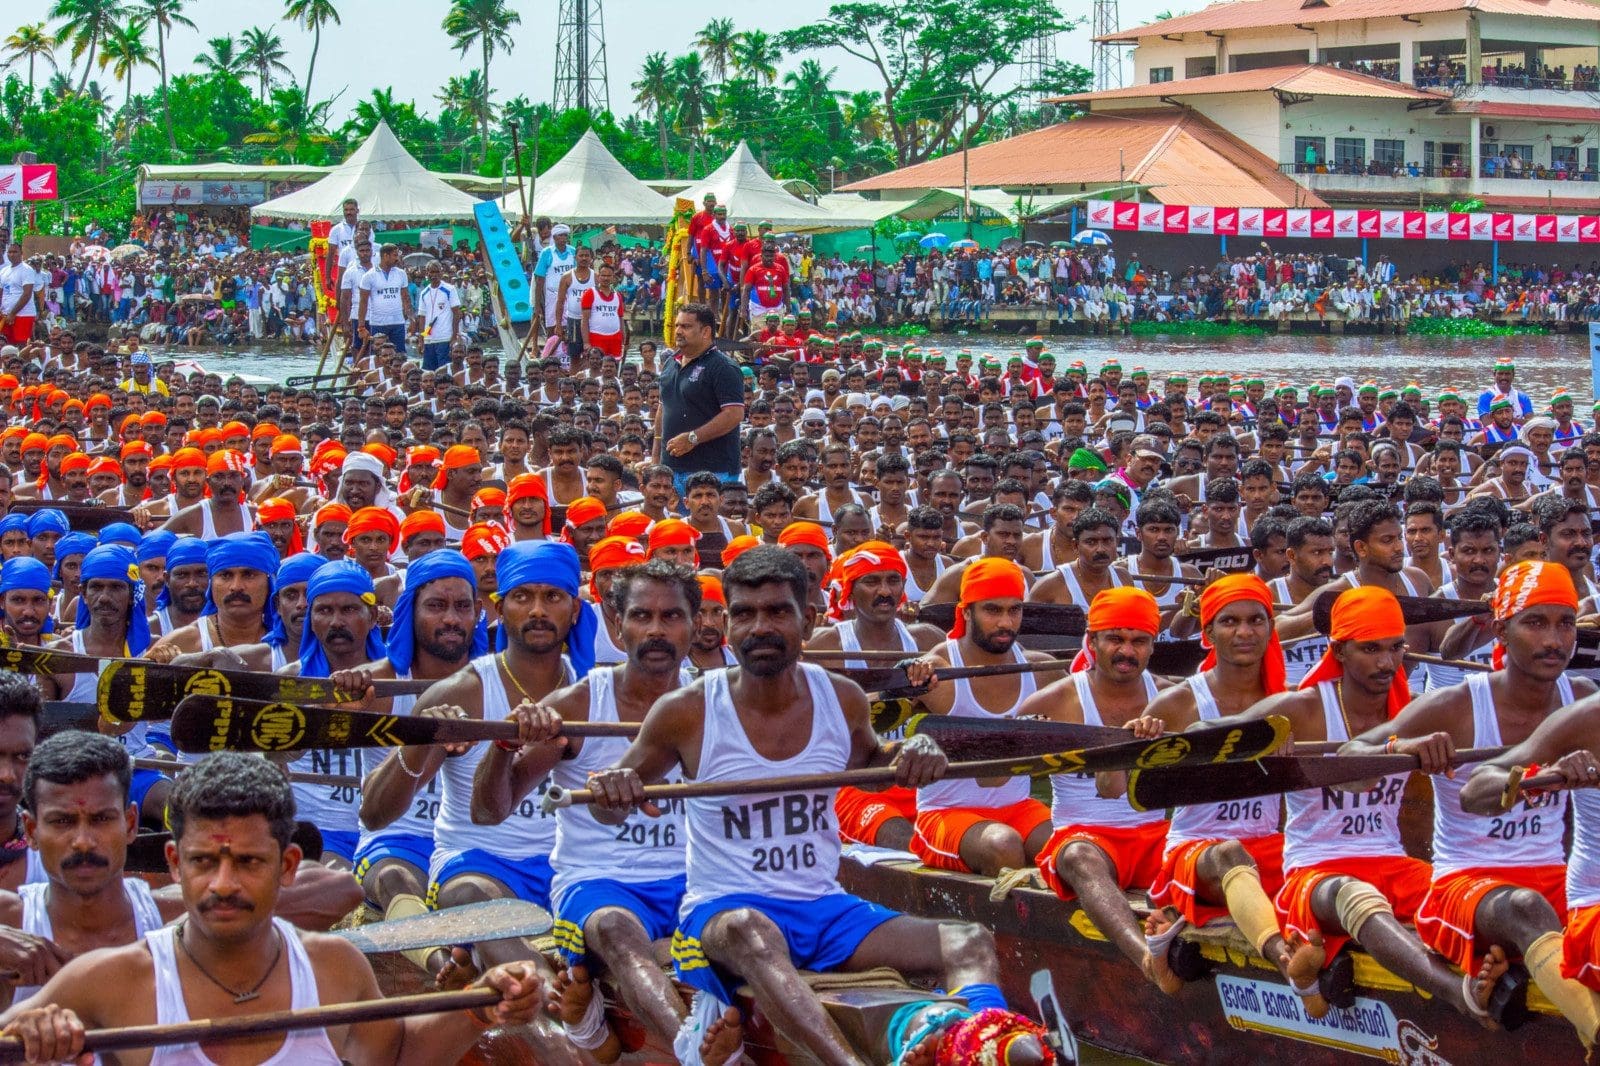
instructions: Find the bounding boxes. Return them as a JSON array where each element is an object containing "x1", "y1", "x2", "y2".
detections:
[
  {"x1": 908, "y1": 714, "x2": 1127, "y2": 761},
  {"x1": 1311, "y1": 588, "x2": 1489, "y2": 636},
  {"x1": 1127, "y1": 753, "x2": 1405, "y2": 811},
  {"x1": 915, "y1": 601, "x2": 1086, "y2": 636},
  {"x1": 172, "y1": 695, "x2": 423, "y2": 753}
]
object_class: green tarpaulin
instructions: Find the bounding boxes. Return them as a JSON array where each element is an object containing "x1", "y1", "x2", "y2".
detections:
[{"x1": 249, "y1": 224, "x2": 481, "y2": 251}]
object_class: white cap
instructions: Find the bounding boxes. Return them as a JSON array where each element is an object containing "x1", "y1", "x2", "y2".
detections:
[{"x1": 550, "y1": 223, "x2": 571, "y2": 236}]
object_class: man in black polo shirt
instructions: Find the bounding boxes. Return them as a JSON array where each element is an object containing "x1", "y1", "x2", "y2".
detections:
[{"x1": 658, "y1": 302, "x2": 747, "y2": 503}]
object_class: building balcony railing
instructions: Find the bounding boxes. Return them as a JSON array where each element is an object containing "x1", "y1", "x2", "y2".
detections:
[
  {"x1": 1323, "y1": 60, "x2": 1600, "y2": 93},
  {"x1": 1280, "y1": 162, "x2": 1600, "y2": 182}
]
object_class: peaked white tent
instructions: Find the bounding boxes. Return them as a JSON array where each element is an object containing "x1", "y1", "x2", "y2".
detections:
[
  {"x1": 496, "y1": 131, "x2": 673, "y2": 226},
  {"x1": 250, "y1": 122, "x2": 481, "y2": 223},
  {"x1": 681, "y1": 143, "x2": 872, "y2": 230}
]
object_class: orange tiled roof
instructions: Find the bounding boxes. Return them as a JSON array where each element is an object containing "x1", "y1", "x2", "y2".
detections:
[
  {"x1": 839, "y1": 109, "x2": 1326, "y2": 208},
  {"x1": 1105, "y1": 0, "x2": 1600, "y2": 42},
  {"x1": 1056, "y1": 65, "x2": 1443, "y2": 103},
  {"x1": 1448, "y1": 99, "x2": 1600, "y2": 123}
]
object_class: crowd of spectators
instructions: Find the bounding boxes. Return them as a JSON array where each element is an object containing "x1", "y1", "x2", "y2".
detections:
[{"x1": 1329, "y1": 57, "x2": 1600, "y2": 91}]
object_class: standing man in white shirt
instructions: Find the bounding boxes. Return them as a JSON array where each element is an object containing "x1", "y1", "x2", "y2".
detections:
[
  {"x1": 533, "y1": 223, "x2": 576, "y2": 355},
  {"x1": 325, "y1": 197, "x2": 360, "y2": 283},
  {"x1": 337, "y1": 239, "x2": 375, "y2": 350},
  {"x1": 0, "y1": 243, "x2": 39, "y2": 346},
  {"x1": 413, "y1": 261, "x2": 462, "y2": 372},
  {"x1": 357, "y1": 244, "x2": 413, "y2": 354}
]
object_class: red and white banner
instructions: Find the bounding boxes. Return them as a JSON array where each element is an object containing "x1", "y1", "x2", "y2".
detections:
[
  {"x1": 1087, "y1": 199, "x2": 1600, "y2": 245},
  {"x1": 0, "y1": 165, "x2": 58, "y2": 203}
]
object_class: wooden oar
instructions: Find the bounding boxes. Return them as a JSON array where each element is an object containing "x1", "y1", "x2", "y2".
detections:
[
  {"x1": 837, "y1": 658, "x2": 1077, "y2": 694},
  {"x1": 334, "y1": 899, "x2": 552, "y2": 954},
  {"x1": 543, "y1": 716, "x2": 1291, "y2": 812},
  {"x1": 1125, "y1": 745, "x2": 1509, "y2": 811},
  {"x1": 3, "y1": 499, "x2": 137, "y2": 531},
  {"x1": 1403, "y1": 651, "x2": 1494, "y2": 673},
  {"x1": 168, "y1": 695, "x2": 639, "y2": 755},
  {"x1": 1310, "y1": 587, "x2": 1489, "y2": 635},
  {"x1": 95, "y1": 657, "x2": 435, "y2": 724},
  {"x1": 1175, "y1": 545, "x2": 1254, "y2": 572},
  {"x1": 0, "y1": 988, "x2": 505, "y2": 1061}
]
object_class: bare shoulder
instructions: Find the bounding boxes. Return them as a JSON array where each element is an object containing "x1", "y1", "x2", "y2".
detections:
[
  {"x1": 1572, "y1": 675, "x2": 1600, "y2": 700},
  {"x1": 805, "y1": 624, "x2": 843, "y2": 651},
  {"x1": 1146, "y1": 681, "x2": 1199, "y2": 725},
  {"x1": 547, "y1": 674, "x2": 595, "y2": 720},
  {"x1": 414, "y1": 661, "x2": 485, "y2": 714},
  {"x1": 299, "y1": 929, "x2": 378, "y2": 997},
  {"x1": 907, "y1": 622, "x2": 947, "y2": 649}
]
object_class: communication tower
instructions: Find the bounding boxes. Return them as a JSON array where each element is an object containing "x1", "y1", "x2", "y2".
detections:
[
  {"x1": 553, "y1": 0, "x2": 611, "y2": 113},
  {"x1": 1091, "y1": 0, "x2": 1125, "y2": 91}
]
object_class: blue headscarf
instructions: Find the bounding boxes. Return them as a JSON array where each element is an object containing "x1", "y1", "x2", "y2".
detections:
[
  {"x1": 199, "y1": 531, "x2": 280, "y2": 635},
  {"x1": 154, "y1": 537, "x2": 209, "y2": 610},
  {"x1": 266, "y1": 552, "x2": 327, "y2": 649},
  {"x1": 297, "y1": 559, "x2": 384, "y2": 679},
  {"x1": 386, "y1": 551, "x2": 487, "y2": 676},
  {"x1": 24, "y1": 510, "x2": 69, "y2": 539},
  {"x1": 0, "y1": 514, "x2": 28, "y2": 538},
  {"x1": 0, "y1": 558, "x2": 55, "y2": 635},
  {"x1": 75, "y1": 544, "x2": 150, "y2": 656},
  {"x1": 136, "y1": 530, "x2": 177, "y2": 565},
  {"x1": 494, "y1": 541, "x2": 594, "y2": 678},
  {"x1": 97, "y1": 522, "x2": 141, "y2": 548},
  {"x1": 51, "y1": 532, "x2": 97, "y2": 586}
]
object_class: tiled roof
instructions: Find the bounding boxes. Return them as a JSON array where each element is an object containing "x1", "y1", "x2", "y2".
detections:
[
  {"x1": 1105, "y1": 0, "x2": 1600, "y2": 42},
  {"x1": 1056, "y1": 65, "x2": 1442, "y2": 103},
  {"x1": 1448, "y1": 99, "x2": 1600, "y2": 123}
]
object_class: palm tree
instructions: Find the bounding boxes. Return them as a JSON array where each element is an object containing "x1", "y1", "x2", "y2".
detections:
[
  {"x1": 98, "y1": 17, "x2": 154, "y2": 141},
  {"x1": 670, "y1": 52, "x2": 709, "y2": 178},
  {"x1": 50, "y1": 0, "x2": 126, "y2": 92},
  {"x1": 731, "y1": 29, "x2": 780, "y2": 86},
  {"x1": 238, "y1": 26, "x2": 290, "y2": 103},
  {"x1": 695, "y1": 18, "x2": 737, "y2": 82},
  {"x1": 194, "y1": 35, "x2": 243, "y2": 80},
  {"x1": 283, "y1": 0, "x2": 339, "y2": 110},
  {"x1": 2, "y1": 23, "x2": 56, "y2": 95},
  {"x1": 784, "y1": 59, "x2": 842, "y2": 140},
  {"x1": 436, "y1": 69, "x2": 494, "y2": 135},
  {"x1": 632, "y1": 51, "x2": 673, "y2": 177},
  {"x1": 244, "y1": 87, "x2": 334, "y2": 162},
  {"x1": 442, "y1": 0, "x2": 519, "y2": 166},
  {"x1": 842, "y1": 90, "x2": 885, "y2": 142},
  {"x1": 350, "y1": 86, "x2": 413, "y2": 137},
  {"x1": 132, "y1": 0, "x2": 194, "y2": 150}
]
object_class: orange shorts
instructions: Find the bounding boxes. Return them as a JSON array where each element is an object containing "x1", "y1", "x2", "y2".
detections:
[
  {"x1": 1416, "y1": 865, "x2": 1566, "y2": 972},
  {"x1": 1148, "y1": 835, "x2": 1286, "y2": 927},
  {"x1": 835, "y1": 785, "x2": 917, "y2": 847},
  {"x1": 911, "y1": 798, "x2": 1051, "y2": 873},
  {"x1": 1564, "y1": 903, "x2": 1600, "y2": 992},
  {"x1": 1274, "y1": 855, "x2": 1432, "y2": 960},
  {"x1": 1036, "y1": 821, "x2": 1170, "y2": 903}
]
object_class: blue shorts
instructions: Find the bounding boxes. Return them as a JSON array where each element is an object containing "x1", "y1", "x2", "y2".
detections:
[
  {"x1": 320, "y1": 829, "x2": 359, "y2": 863},
  {"x1": 353, "y1": 832, "x2": 434, "y2": 885},
  {"x1": 701, "y1": 250, "x2": 724, "y2": 291},
  {"x1": 552, "y1": 875, "x2": 687, "y2": 965},
  {"x1": 672, "y1": 892, "x2": 899, "y2": 1003},
  {"x1": 426, "y1": 848, "x2": 553, "y2": 910},
  {"x1": 421, "y1": 342, "x2": 451, "y2": 371},
  {"x1": 369, "y1": 323, "x2": 406, "y2": 353},
  {"x1": 129, "y1": 768, "x2": 166, "y2": 811}
]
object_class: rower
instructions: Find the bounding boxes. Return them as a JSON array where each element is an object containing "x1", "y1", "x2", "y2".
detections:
[
  {"x1": 341, "y1": 507, "x2": 403, "y2": 609},
  {"x1": 1277, "y1": 500, "x2": 1434, "y2": 642},
  {"x1": 335, "y1": 554, "x2": 487, "y2": 928},
  {"x1": 588, "y1": 535, "x2": 649, "y2": 667},
  {"x1": 0, "y1": 752, "x2": 544, "y2": 1066},
  {"x1": 561, "y1": 497, "x2": 609, "y2": 569},
  {"x1": 900, "y1": 506, "x2": 950, "y2": 606},
  {"x1": 485, "y1": 560, "x2": 699, "y2": 1061},
  {"x1": 645, "y1": 518, "x2": 701, "y2": 569},
  {"x1": 1141, "y1": 577, "x2": 1325, "y2": 1004},
  {"x1": 146, "y1": 531, "x2": 279, "y2": 661},
  {"x1": 22, "y1": 512, "x2": 66, "y2": 573},
  {"x1": 1402, "y1": 501, "x2": 1448, "y2": 589},
  {"x1": 775, "y1": 521, "x2": 834, "y2": 622},
  {"x1": 45, "y1": 532, "x2": 92, "y2": 632},
  {"x1": 1471, "y1": 443, "x2": 1534, "y2": 503},
  {"x1": 1115, "y1": 499, "x2": 1202, "y2": 638},
  {"x1": 1530, "y1": 495, "x2": 1599, "y2": 603},
  {"x1": 1214, "y1": 586, "x2": 1498, "y2": 1021},
  {"x1": 1016, "y1": 587, "x2": 1180, "y2": 992},
  {"x1": 0, "y1": 676, "x2": 45, "y2": 893},
  {"x1": 685, "y1": 576, "x2": 736, "y2": 672},
  {"x1": 795, "y1": 443, "x2": 867, "y2": 525},
  {"x1": 160, "y1": 449, "x2": 249, "y2": 538},
  {"x1": 1029, "y1": 507, "x2": 1124, "y2": 608},
  {"x1": 587, "y1": 546, "x2": 1012, "y2": 1066},
  {"x1": 0, "y1": 558, "x2": 54, "y2": 648},
  {"x1": 149, "y1": 537, "x2": 207, "y2": 638},
  {"x1": 310, "y1": 503, "x2": 351, "y2": 560},
  {"x1": 505, "y1": 472, "x2": 553, "y2": 543},
  {"x1": 811, "y1": 542, "x2": 944, "y2": 853},
  {"x1": 1348, "y1": 561, "x2": 1599, "y2": 1042},
  {"x1": 1021, "y1": 482, "x2": 1089, "y2": 573},
  {"x1": 1427, "y1": 511, "x2": 1505, "y2": 687},
  {"x1": 907, "y1": 559, "x2": 1064, "y2": 877}
]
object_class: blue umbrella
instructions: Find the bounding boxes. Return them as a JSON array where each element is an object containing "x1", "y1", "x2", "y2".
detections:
[
  {"x1": 1073, "y1": 229, "x2": 1113, "y2": 247},
  {"x1": 919, "y1": 233, "x2": 951, "y2": 250},
  {"x1": 893, "y1": 231, "x2": 926, "y2": 245},
  {"x1": 950, "y1": 238, "x2": 980, "y2": 250}
]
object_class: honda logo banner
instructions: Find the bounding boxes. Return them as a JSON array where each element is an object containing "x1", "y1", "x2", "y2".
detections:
[{"x1": 0, "y1": 165, "x2": 58, "y2": 202}]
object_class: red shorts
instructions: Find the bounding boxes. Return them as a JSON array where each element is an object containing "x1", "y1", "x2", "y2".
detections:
[
  {"x1": 835, "y1": 785, "x2": 917, "y2": 847},
  {"x1": 1148, "y1": 835, "x2": 1286, "y2": 927},
  {"x1": 1274, "y1": 855, "x2": 1432, "y2": 960},
  {"x1": 1564, "y1": 903, "x2": 1600, "y2": 991},
  {"x1": 911, "y1": 798, "x2": 1051, "y2": 873},
  {"x1": 2, "y1": 317, "x2": 35, "y2": 345},
  {"x1": 1416, "y1": 865, "x2": 1566, "y2": 972},
  {"x1": 1037, "y1": 821, "x2": 1169, "y2": 903},
  {"x1": 588, "y1": 331, "x2": 624, "y2": 357}
]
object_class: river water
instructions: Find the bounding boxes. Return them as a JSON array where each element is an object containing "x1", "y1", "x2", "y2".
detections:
[{"x1": 185, "y1": 331, "x2": 1593, "y2": 400}]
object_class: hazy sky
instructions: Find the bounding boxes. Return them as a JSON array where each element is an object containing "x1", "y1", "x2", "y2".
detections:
[{"x1": 10, "y1": 0, "x2": 1154, "y2": 125}]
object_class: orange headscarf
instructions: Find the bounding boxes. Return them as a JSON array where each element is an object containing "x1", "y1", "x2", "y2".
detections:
[
  {"x1": 587, "y1": 534, "x2": 648, "y2": 599},
  {"x1": 777, "y1": 521, "x2": 832, "y2": 560},
  {"x1": 312, "y1": 502, "x2": 353, "y2": 552},
  {"x1": 698, "y1": 574, "x2": 726, "y2": 606},
  {"x1": 606, "y1": 511, "x2": 654, "y2": 539},
  {"x1": 461, "y1": 522, "x2": 511, "y2": 561},
  {"x1": 1198, "y1": 574, "x2": 1287, "y2": 694},
  {"x1": 343, "y1": 506, "x2": 401, "y2": 555},
  {"x1": 949, "y1": 558, "x2": 1027, "y2": 639},
  {"x1": 119, "y1": 441, "x2": 153, "y2": 461},
  {"x1": 562, "y1": 497, "x2": 608, "y2": 544},
  {"x1": 87, "y1": 457, "x2": 121, "y2": 482},
  {"x1": 647, "y1": 518, "x2": 700, "y2": 563},
  {"x1": 1073, "y1": 586, "x2": 1162, "y2": 671},
  {"x1": 1491, "y1": 561, "x2": 1580, "y2": 669},
  {"x1": 255, "y1": 497, "x2": 304, "y2": 554},
  {"x1": 251, "y1": 423, "x2": 281, "y2": 441},
  {"x1": 431, "y1": 445, "x2": 480, "y2": 489},
  {"x1": 832, "y1": 540, "x2": 907, "y2": 621},
  {"x1": 400, "y1": 446, "x2": 442, "y2": 495},
  {"x1": 270, "y1": 434, "x2": 303, "y2": 457},
  {"x1": 721, "y1": 534, "x2": 761, "y2": 567},
  {"x1": 399, "y1": 510, "x2": 447, "y2": 546},
  {"x1": 1298, "y1": 585, "x2": 1410, "y2": 719},
  {"x1": 505, "y1": 473, "x2": 552, "y2": 535},
  {"x1": 170, "y1": 447, "x2": 207, "y2": 471},
  {"x1": 362, "y1": 442, "x2": 397, "y2": 470},
  {"x1": 471, "y1": 487, "x2": 507, "y2": 514},
  {"x1": 58, "y1": 452, "x2": 93, "y2": 476}
]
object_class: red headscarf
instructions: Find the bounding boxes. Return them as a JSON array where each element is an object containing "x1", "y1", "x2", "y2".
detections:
[
  {"x1": 312, "y1": 502, "x2": 353, "y2": 552},
  {"x1": 777, "y1": 521, "x2": 832, "y2": 560},
  {"x1": 606, "y1": 511, "x2": 654, "y2": 539},
  {"x1": 647, "y1": 518, "x2": 700, "y2": 563},
  {"x1": 1198, "y1": 574, "x2": 1287, "y2": 694},
  {"x1": 563, "y1": 497, "x2": 608, "y2": 545},
  {"x1": 721, "y1": 534, "x2": 761, "y2": 567},
  {"x1": 587, "y1": 534, "x2": 648, "y2": 599},
  {"x1": 698, "y1": 574, "x2": 726, "y2": 606},
  {"x1": 401, "y1": 446, "x2": 442, "y2": 495},
  {"x1": 399, "y1": 510, "x2": 447, "y2": 547},
  {"x1": 462, "y1": 522, "x2": 511, "y2": 561},
  {"x1": 344, "y1": 506, "x2": 401, "y2": 556},
  {"x1": 949, "y1": 558, "x2": 1027, "y2": 640},
  {"x1": 1298, "y1": 585, "x2": 1411, "y2": 719},
  {"x1": 471, "y1": 487, "x2": 507, "y2": 515},
  {"x1": 432, "y1": 445, "x2": 481, "y2": 489}
]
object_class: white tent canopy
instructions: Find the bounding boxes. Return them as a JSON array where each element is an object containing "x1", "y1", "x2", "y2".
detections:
[
  {"x1": 250, "y1": 122, "x2": 482, "y2": 223},
  {"x1": 496, "y1": 131, "x2": 673, "y2": 225},
  {"x1": 681, "y1": 143, "x2": 871, "y2": 230}
]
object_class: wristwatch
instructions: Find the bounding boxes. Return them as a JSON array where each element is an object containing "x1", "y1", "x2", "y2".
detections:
[{"x1": 688, "y1": 431, "x2": 699, "y2": 446}]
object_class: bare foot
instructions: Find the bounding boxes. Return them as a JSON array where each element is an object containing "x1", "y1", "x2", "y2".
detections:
[
  {"x1": 1466, "y1": 945, "x2": 1510, "y2": 1030},
  {"x1": 551, "y1": 963, "x2": 599, "y2": 1026},
  {"x1": 1278, "y1": 932, "x2": 1328, "y2": 1019},
  {"x1": 700, "y1": 1006, "x2": 745, "y2": 1066},
  {"x1": 432, "y1": 947, "x2": 479, "y2": 991},
  {"x1": 1142, "y1": 909, "x2": 1187, "y2": 995}
]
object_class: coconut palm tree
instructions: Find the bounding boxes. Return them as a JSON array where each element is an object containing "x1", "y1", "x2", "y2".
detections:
[
  {"x1": 436, "y1": 69, "x2": 494, "y2": 148},
  {"x1": 670, "y1": 52, "x2": 709, "y2": 178},
  {"x1": 194, "y1": 35, "x2": 243, "y2": 80},
  {"x1": 784, "y1": 59, "x2": 842, "y2": 140},
  {"x1": 283, "y1": 0, "x2": 339, "y2": 110},
  {"x1": 695, "y1": 18, "x2": 737, "y2": 82},
  {"x1": 2, "y1": 23, "x2": 56, "y2": 95},
  {"x1": 238, "y1": 26, "x2": 291, "y2": 103},
  {"x1": 442, "y1": 0, "x2": 519, "y2": 166},
  {"x1": 244, "y1": 87, "x2": 334, "y2": 162},
  {"x1": 98, "y1": 17, "x2": 154, "y2": 142},
  {"x1": 50, "y1": 0, "x2": 126, "y2": 92},
  {"x1": 632, "y1": 51, "x2": 673, "y2": 177},
  {"x1": 349, "y1": 87, "x2": 417, "y2": 138},
  {"x1": 731, "y1": 30, "x2": 780, "y2": 86},
  {"x1": 842, "y1": 90, "x2": 886, "y2": 142},
  {"x1": 132, "y1": 0, "x2": 194, "y2": 150}
]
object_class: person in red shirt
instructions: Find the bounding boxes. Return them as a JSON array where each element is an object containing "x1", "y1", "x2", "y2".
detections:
[
  {"x1": 791, "y1": 307, "x2": 816, "y2": 342},
  {"x1": 742, "y1": 244, "x2": 790, "y2": 329}
]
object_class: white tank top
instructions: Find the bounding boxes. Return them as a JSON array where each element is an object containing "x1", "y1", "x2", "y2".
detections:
[
  {"x1": 1048, "y1": 672, "x2": 1165, "y2": 830},
  {"x1": 1039, "y1": 531, "x2": 1062, "y2": 571},
  {"x1": 1129, "y1": 556, "x2": 1184, "y2": 608},
  {"x1": 1423, "y1": 581, "x2": 1497, "y2": 690},
  {"x1": 432, "y1": 654, "x2": 568, "y2": 859},
  {"x1": 287, "y1": 745, "x2": 364, "y2": 834},
  {"x1": 355, "y1": 684, "x2": 441, "y2": 850},
  {"x1": 562, "y1": 268, "x2": 596, "y2": 321},
  {"x1": 70, "y1": 633, "x2": 154, "y2": 757},
  {"x1": 146, "y1": 919, "x2": 341, "y2": 1066},
  {"x1": 835, "y1": 618, "x2": 916, "y2": 670},
  {"x1": 917, "y1": 643, "x2": 1038, "y2": 811},
  {"x1": 584, "y1": 289, "x2": 624, "y2": 337},
  {"x1": 1282, "y1": 682, "x2": 1408, "y2": 870},
  {"x1": 902, "y1": 554, "x2": 945, "y2": 604},
  {"x1": 1431, "y1": 671, "x2": 1570, "y2": 877},
  {"x1": 680, "y1": 663, "x2": 850, "y2": 914},
  {"x1": 816, "y1": 489, "x2": 865, "y2": 527},
  {"x1": 14, "y1": 878, "x2": 163, "y2": 1002},
  {"x1": 549, "y1": 668, "x2": 689, "y2": 901},
  {"x1": 269, "y1": 643, "x2": 288, "y2": 671},
  {"x1": 590, "y1": 600, "x2": 626, "y2": 666},
  {"x1": 1057, "y1": 564, "x2": 1124, "y2": 610},
  {"x1": 199, "y1": 502, "x2": 244, "y2": 541},
  {"x1": 1268, "y1": 576, "x2": 1292, "y2": 605},
  {"x1": 541, "y1": 247, "x2": 577, "y2": 325},
  {"x1": 196, "y1": 617, "x2": 216, "y2": 653},
  {"x1": 1569, "y1": 790, "x2": 1600, "y2": 908},
  {"x1": 1165, "y1": 675, "x2": 1281, "y2": 848}
]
